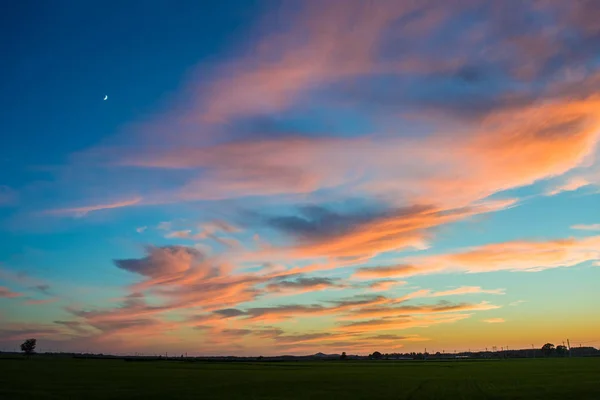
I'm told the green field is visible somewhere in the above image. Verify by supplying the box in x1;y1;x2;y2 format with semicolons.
1;357;599;399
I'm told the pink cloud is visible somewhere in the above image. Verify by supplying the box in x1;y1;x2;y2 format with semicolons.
24;298;59;305
193;2;451;124
546;177;590;196
46;197;142;217
0;286;23;298
165;230;193;239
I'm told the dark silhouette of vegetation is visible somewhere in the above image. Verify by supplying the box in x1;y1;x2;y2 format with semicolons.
541;343;555;357
556;345;568;356
20;338;37;356
340;352;347;360
370;351;382;359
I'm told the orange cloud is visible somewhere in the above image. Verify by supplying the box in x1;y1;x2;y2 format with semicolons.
116;94;600;263
367;280;407;291
281;200;516;262
354;265;421;279
482;318;505;324
432;236;600;273
424;286;505;297
337;313;472;333
356;235;600;278
338;301;500;320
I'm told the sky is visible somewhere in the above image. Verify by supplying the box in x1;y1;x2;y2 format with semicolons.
1;0;600;356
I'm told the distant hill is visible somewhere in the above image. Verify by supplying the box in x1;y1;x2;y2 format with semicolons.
313;352;340;358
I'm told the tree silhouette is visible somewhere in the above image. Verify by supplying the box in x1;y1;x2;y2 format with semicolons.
556;345;568;356
340;352;347;360
20;338;37;356
541;343;555;357
370;351;382;359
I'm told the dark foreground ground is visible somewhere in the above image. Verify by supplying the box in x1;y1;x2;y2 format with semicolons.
1;357;599;399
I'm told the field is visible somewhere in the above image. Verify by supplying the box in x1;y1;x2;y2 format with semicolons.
1;357;599;399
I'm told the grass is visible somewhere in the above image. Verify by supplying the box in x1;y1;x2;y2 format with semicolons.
0;357;599;399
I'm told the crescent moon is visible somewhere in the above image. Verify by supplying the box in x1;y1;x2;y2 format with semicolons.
103;95;108;100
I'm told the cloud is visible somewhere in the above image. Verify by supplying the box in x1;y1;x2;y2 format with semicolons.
113;246;261;311
185;1;600;125
46;197;142;217
265;276;345;293
114;246;205;279
482;318;505;324
191;1;439;124
210;295;389;322
0;286;23;298
198;220;241;235
571;224;600;231
0;325;62;341
110;88;600;262
136;226;147;233
547;177;590;195
339;301;500;320
508;300;526;306
24;298;58;305
220;329;253;338
165;230;193;239
105;87;600;212
11;1;600;355
157;222;172;231
265;205;386;240
62;246;266;341
208;292;496;326
424;286;506;297
367;280;407;291
283;200;516;261
213;308;247;318
33;284;51;295
64;295;181;339
338;313;472;333
354;265;421;279
54;320;90;335
355;235;600;278
0;268;47;288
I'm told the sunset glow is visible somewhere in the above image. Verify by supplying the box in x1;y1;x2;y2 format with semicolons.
1;0;599;356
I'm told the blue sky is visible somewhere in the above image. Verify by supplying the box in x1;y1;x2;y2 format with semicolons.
1;0;600;355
